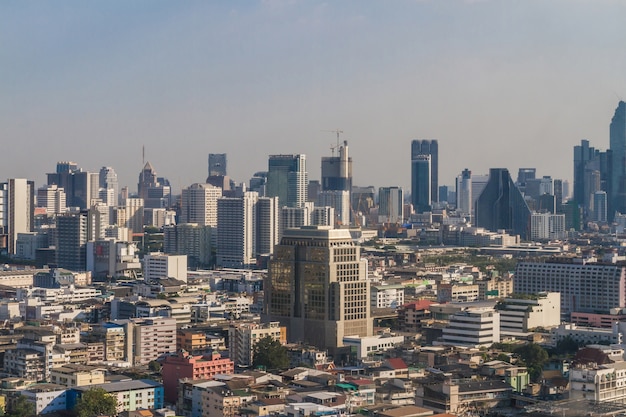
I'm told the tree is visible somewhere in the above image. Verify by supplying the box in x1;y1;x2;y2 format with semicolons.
514;343;549;382
252;335;289;371
148;360;162;373
75;387;118;417
6;395;34;417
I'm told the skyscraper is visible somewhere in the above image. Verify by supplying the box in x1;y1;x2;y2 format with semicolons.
456;169;472;219
263;226;372;351
410;154;431;213
317;190;350;226
321;141;352;192
217;192;259;268
378;187;404;224
99;166;119;207
208;153;227;177
474;168;531;240
411;139;438;204
610;101;626;216
56;209;100;271
266;154;308;208
1;179;34;255
180;183;222;227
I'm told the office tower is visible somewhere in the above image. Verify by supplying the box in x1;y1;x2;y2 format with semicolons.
208;153;227;177
456;169;472;219
516;168;536;186
553;179;564;212
249;171;267;195
266;154;308;208
164;224;213;268
321;141;352;191
56;211;93;271
1;179;35;255
138;161;158;198
378;187;404;224
256;197;280;255
594;191;608;223
611;101;626;215
136;162;171;208
524;176;553;200
438;185;449;203
99;167;119;207
180;183;222;227
410;154;431;213
411;139;438;203
125;198;144;234
474;168;531;239
471;174;489;208
71;170;99;210
46;161;78;194
317;190;350;226
217;192;258;268
37;184;67;215
307;180;321;203
263;226;372;351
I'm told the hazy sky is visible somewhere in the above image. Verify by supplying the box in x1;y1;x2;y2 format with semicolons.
2;0;626;193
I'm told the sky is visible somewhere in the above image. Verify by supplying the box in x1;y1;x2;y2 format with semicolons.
2;0;626;194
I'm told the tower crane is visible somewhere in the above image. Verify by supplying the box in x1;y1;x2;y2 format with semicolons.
322;129;344;156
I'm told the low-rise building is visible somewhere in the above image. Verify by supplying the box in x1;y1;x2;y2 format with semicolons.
441;308;500;347
49;364;106;387
69;379;164;413
342;334;405;359
21;383;67;415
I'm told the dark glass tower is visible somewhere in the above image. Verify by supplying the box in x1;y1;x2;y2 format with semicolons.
610;101;626;216
474;168;531;240
208;153;227;177
411;139;438;208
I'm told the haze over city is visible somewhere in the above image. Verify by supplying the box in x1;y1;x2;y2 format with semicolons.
2;0;626;191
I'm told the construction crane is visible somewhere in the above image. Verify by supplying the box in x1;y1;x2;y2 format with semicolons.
322;129;344;156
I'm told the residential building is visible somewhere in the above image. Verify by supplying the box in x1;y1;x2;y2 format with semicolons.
129;317;177;366
37;184;67;215
217;192;258;268
69;379;164;413
49;364;106;387
378;187;404;224
228;321;286;367
143;253;187;283
441;308;500;347
164;223;213;268
530;212;566;241
1;178;35;254
180;183;222;227
371;284;405;309
496;292;561;339
317;190;350;226
21;383;67;415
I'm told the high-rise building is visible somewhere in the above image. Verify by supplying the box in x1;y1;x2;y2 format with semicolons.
516;168;536;187
410;154;431;213
530;212;566;241
208;153;227;177
317;190;350;226
266;154;308;208
217;192;258;268
1;179;35;255
263;226;372;351
594;191;608;223
56;211;97;271
99;167;119;207
378;187;404;224
143;253;187;283
256;197;280;255
180;183;222;227
71;170;99;210
228;322;286;367
125;198;144;234
411;139;438;204
474;168;531;240
456;169;472;219
137;162;171;208
164;224;213;268
37;185;67;215
611;101;626;216
321;141;352;192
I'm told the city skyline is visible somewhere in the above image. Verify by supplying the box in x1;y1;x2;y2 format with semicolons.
2;1;626;191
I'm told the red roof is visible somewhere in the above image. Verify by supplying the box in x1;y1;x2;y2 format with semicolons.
402;300;435;310
385;358;408;370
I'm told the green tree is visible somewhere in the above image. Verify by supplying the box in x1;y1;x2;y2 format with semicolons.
252;335;289;371
555;336;581;355
75;387;118;417
6;395;34;417
514;343;549;382
148;360;162;373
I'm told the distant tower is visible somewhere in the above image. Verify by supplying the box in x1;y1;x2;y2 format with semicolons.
263;226;373;351
411;139;438;204
474;168;531;239
138;162;158;200
1;179;34;255
411;154;431;213
378;187;404;224
266;154;308;208
610;101;626;215
208;153;227;177
99;167;119;207
321;141;352;192
456;169;472;220
217;192;259;268
180;183;222;227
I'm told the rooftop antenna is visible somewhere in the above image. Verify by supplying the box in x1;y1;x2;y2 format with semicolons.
142;145;145;165
322;129;344;156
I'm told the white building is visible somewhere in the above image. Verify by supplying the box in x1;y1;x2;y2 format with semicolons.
311;206;335;227
378;187;404;224
371;284;405;309
256;196;280;255
342;334;405;359
456;169;472;219
570;361;626;403
37;184;67;215
551;323;623;347
143;253;187;283
441;308;500;347
497;292;561;339
180;183;222;227
217;192;258;268
1;179;34;255
21;383;68;415
530;212;566;241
